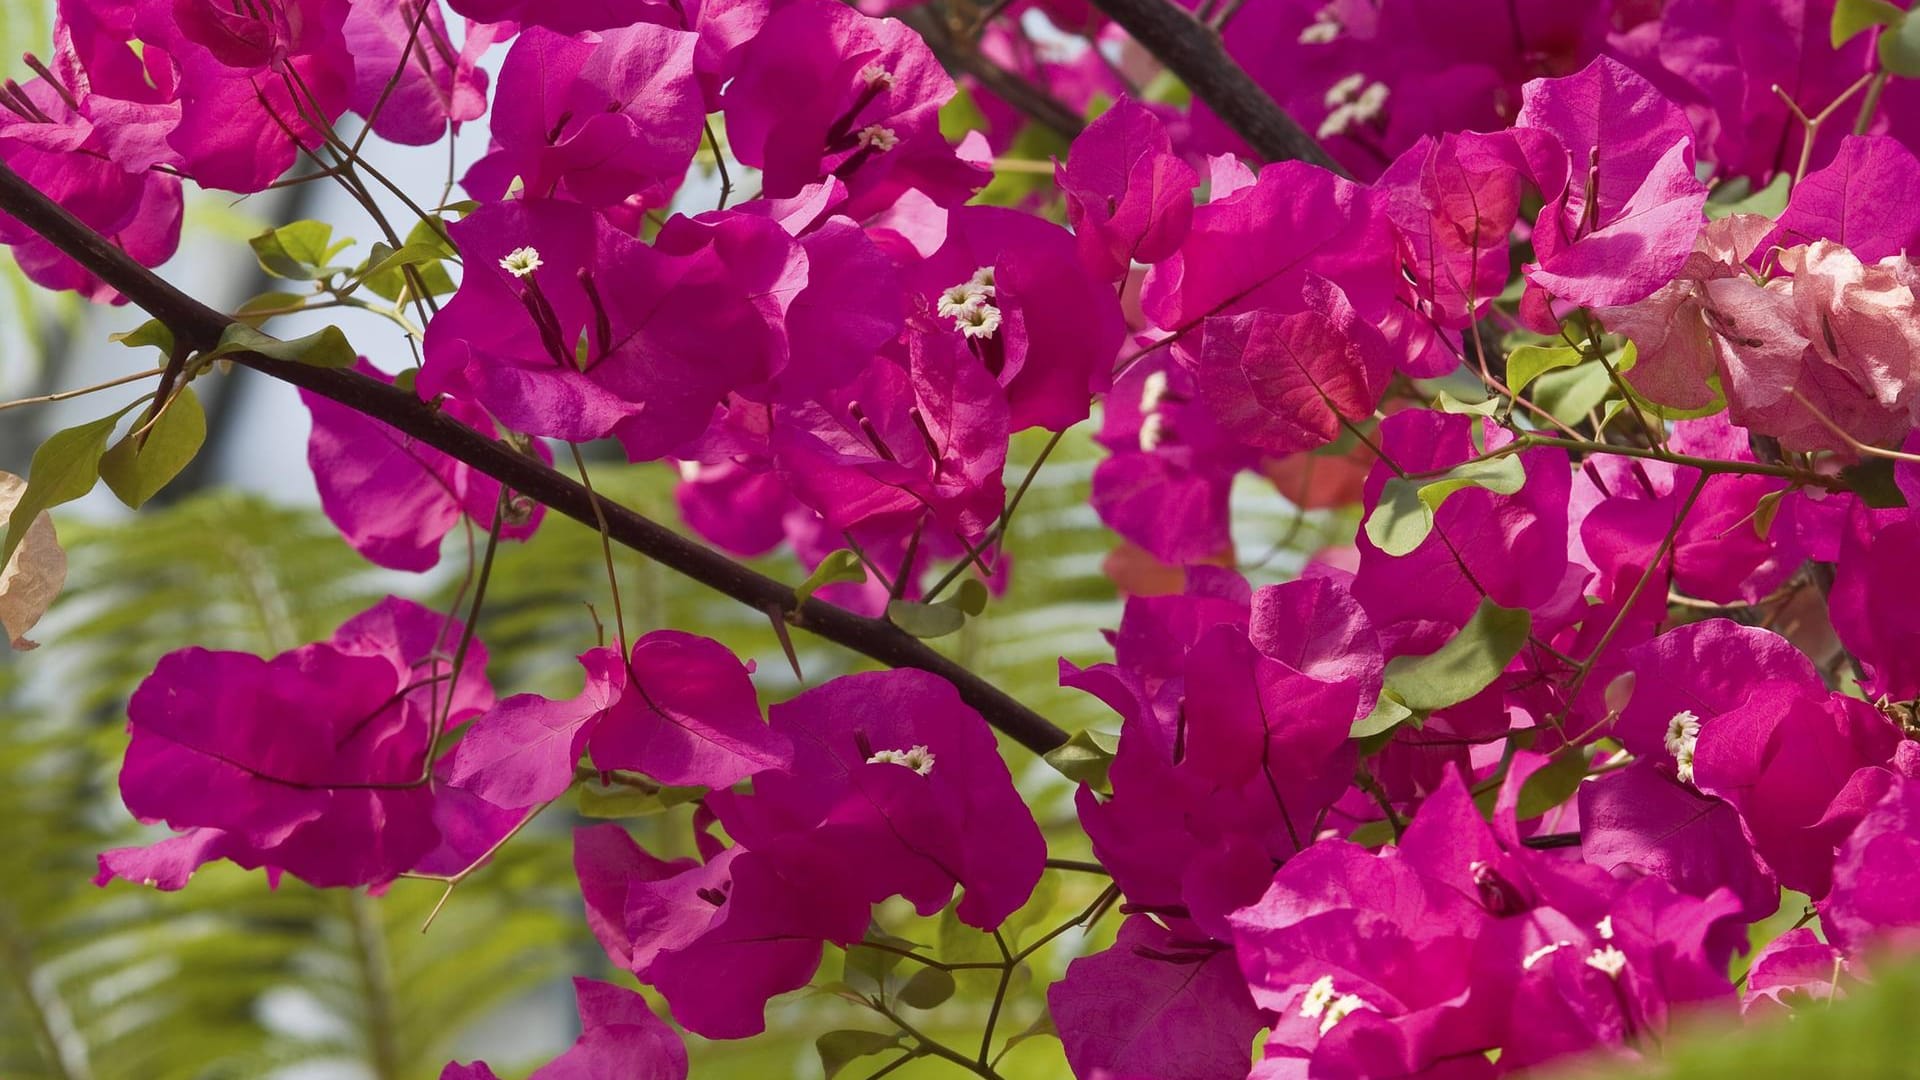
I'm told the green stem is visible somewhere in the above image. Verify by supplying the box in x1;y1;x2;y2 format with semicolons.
979;932;1015;1066
870;999;1006;1080
1855;71;1892;136
924;427;1067;601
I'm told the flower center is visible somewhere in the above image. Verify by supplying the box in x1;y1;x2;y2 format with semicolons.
938;267;1002;339
1665;710;1700;783
1585;944;1628;978
1317;75;1390;138
867;744;936;775
499;246;543;278
1299;975;1374;1035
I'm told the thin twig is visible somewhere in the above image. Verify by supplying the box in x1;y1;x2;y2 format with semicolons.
0;365;166;413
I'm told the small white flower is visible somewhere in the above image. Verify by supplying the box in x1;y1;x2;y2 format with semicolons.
857;124;899;151
676;460;703;483
859;63;895;89
1299;5;1342;44
953;301;1002;340
1300;975;1338;1019
1318;77;1388;136
1317;104;1359;139
499;246;543;278
1585;945;1628;978
1298;975;1372;1034
1298;19;1341;44
1324;73;1366;108
1523;941;1572;970
1596;915;1614;941
868;744;936;775
1138;412;1168;452
967;265;996;292
1352;82;1390;123
938;284;983;319
1665;710;1701;783
1320;994;1372;1035
1140;370;1171;412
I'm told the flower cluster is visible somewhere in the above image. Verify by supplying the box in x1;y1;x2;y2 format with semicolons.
9;0;1920;1076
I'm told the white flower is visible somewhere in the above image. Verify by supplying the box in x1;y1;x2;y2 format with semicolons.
1298;5;1341;43
1323;73;1367;109
1298;19;1341;44
868;745;936;775
1585;945;1628;978
857;124;899;151
1352;82;1390;123
1596;915;1614;941
859;63;895;89
937;268;1002;339
499;246;543;278
1665;710;1701;783
1298;975;1372;1035
1318;78;1389;137
938;284;986;319
953;301;1002;340
1140;370;1171;412
1138;412;1168;452
1320;994;1372;1035
1299;975;1338;1019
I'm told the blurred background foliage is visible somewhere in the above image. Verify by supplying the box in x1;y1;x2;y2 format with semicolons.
0;0;1903;1073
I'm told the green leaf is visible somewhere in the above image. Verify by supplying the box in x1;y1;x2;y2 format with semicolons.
208;322;357;369
2;412;124;568
1515;749;1587;819
249;220;351;280
109;318;174;355
353;233;457;301
816;1030;904;1079
99;387;206;509
1350;691;1414;739
1881;12;1920;75
953;577;990;616
842;932;915;997
1043;727;1118;789
1506;344;1584;394
1836;0;1907;46
1531;361;1618;426
1001;1011;1059;1057
1364;454;1526;557
574;780;703;819
1706;172;1791;221
887;597;967;638
795;549;866;606
1434;390;1501;416
1752;489;1786;539
896;967;956;1009
232;291;310;328
1382;598;1531;713
1346;818;1397;848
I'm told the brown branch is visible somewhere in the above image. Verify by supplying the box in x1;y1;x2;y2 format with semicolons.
1086;0;1345;174
898;3;1085;141
0;160;1070;756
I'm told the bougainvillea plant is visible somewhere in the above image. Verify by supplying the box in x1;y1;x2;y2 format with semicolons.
8;0;1920;1074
